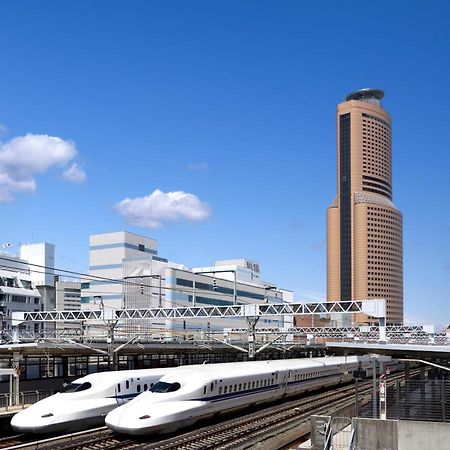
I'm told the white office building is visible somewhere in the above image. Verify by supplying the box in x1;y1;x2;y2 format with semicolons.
82;231;168;309
19;242;55;287
0;253;41;335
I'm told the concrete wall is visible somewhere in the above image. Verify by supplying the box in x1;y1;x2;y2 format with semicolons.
398;420;450;450
351;418;450;450
353;418;398;450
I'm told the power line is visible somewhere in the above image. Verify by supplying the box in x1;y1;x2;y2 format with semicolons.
0;256;264;303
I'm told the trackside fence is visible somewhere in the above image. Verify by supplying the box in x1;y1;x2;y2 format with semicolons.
0;390;54;411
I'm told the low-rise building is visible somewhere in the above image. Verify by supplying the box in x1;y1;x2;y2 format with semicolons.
55;280;81;335
0;253;41;337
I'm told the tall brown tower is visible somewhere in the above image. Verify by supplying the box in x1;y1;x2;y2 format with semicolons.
327;89;403;324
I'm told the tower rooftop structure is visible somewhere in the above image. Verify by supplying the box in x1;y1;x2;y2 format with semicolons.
345;88;384;106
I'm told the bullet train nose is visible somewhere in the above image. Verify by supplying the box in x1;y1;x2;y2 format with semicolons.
11;406;57;433
105;401;205;436
105;401;159;435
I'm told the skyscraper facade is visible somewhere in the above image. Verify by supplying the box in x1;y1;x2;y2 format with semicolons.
327;89;403;324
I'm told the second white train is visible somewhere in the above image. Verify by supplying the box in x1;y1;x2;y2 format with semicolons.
105;356;379;435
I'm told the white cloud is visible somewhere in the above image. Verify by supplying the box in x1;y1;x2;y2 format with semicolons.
0;133;84;202
115;189;211;229
186;162;209;172
0;124;8;137
61;163;87;184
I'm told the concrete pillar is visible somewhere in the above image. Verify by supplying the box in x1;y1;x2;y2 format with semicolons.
12;352;21;406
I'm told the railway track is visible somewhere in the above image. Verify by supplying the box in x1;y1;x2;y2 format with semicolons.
0;435;27;450
3;370;418;450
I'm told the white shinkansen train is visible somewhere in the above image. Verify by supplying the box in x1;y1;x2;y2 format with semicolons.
105;356;384;435
11;367;174;433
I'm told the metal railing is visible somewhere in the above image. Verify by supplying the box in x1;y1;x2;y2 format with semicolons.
360;379;449;422
0;390;54;411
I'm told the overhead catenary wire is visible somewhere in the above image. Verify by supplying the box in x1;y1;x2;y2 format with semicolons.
0;256;267;304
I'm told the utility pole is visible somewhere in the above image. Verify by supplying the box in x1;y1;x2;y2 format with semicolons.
372;357;377;418
247;316;259;359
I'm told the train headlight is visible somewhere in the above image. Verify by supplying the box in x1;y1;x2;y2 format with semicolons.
139;415;151;420
41;413;54;418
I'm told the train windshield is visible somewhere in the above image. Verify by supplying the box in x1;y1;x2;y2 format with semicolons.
61;382;92;393
150;381;181;393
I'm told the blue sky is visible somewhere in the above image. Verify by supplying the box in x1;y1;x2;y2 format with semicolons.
1;1;449;327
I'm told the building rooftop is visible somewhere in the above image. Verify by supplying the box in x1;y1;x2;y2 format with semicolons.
345;88;384;105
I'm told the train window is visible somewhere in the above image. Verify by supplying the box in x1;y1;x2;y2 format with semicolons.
219;387;222;395
252;381;255;388
238;384;242;391
210;383;214;391
151;383;154;387
203;386;207;395
151;382;181;393
61;382;92;393
137;385;141;393
243;383;246;390
234;384;237;392
144;384;148;391
126;380;129;389
224;386;228;394
117;384;121;393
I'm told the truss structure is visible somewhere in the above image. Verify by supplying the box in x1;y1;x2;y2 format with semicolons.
13;299;386;323
223;325;449;345
225;325;429;335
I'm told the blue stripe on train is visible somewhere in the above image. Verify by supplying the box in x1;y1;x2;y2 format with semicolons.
192;373;340;403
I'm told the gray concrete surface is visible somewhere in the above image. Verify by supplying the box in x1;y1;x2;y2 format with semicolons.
398;420;450;450
353;417;398;450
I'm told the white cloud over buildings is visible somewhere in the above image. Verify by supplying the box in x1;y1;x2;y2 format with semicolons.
115;189;211;229
0;133;85;202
